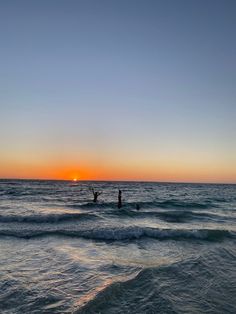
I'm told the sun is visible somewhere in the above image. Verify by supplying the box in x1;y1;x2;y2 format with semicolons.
73;178;77;182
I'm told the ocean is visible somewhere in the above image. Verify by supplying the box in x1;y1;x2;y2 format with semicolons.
0;180;235;313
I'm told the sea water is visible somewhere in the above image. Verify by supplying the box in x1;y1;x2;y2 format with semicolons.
0;180;235;313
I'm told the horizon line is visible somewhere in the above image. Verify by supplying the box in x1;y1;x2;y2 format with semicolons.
0;178;235;185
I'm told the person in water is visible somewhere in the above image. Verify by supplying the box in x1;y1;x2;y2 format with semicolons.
118;190;122;208
91;188;102;203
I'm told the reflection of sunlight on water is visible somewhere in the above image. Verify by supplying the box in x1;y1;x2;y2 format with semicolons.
75;277;115;308
136;219;168;229
113;257;170;268
56;244;105;268
54;243;142;310
55;240;175;270
39;207;84;214
75;273;137;309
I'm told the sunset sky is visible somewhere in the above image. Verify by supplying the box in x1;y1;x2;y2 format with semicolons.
0;0;236;183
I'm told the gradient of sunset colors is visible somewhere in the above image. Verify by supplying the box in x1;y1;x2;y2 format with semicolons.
0;0;236;183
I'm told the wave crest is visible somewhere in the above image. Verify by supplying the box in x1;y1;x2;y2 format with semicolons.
0;226;234;241
76;246;236;313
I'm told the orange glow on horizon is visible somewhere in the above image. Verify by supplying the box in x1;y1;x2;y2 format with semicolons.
0;150;235;183
0;158;235;184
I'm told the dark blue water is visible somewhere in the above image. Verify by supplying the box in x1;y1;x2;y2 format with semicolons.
0;180;236;313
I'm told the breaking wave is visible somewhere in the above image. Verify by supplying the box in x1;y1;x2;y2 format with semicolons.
0;225;234;241
77;247;236;314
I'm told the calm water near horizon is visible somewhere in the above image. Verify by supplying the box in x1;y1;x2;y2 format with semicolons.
0;180;236;313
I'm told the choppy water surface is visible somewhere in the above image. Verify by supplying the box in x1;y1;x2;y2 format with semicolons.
0;180;236;313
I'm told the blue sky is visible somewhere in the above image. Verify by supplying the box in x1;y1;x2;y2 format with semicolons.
0;0;235;182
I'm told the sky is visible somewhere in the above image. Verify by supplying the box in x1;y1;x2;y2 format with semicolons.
0;0;235;183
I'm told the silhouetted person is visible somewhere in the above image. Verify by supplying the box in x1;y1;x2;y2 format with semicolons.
118;190;122;208
92;188;102;203
136;204;140;210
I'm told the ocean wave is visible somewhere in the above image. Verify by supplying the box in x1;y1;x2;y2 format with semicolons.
156;199;212;209
0;209;231;230
0;212;98;223
112;209;233;223
69;199;215;211
0;225;234;241
75;202;118;209
76;247;236;314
